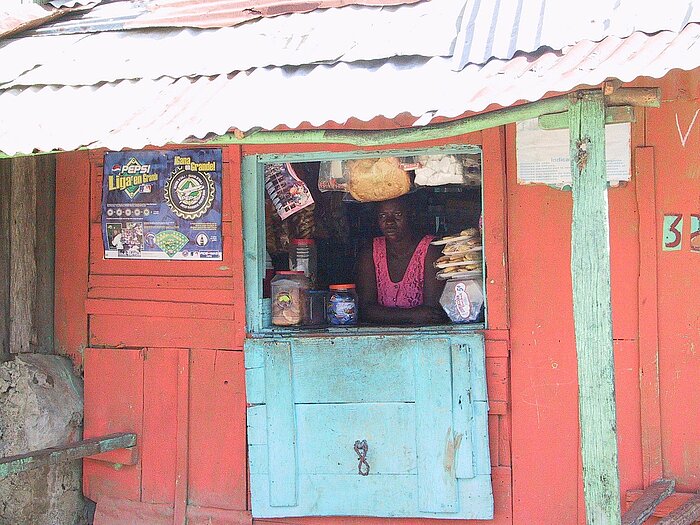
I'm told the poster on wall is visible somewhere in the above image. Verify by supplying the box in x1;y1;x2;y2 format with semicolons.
516;118;631;188
102;149;223;260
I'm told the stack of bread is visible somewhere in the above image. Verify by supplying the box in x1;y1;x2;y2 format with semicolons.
432;228;482;280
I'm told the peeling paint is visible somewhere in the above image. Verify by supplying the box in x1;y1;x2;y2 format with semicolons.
443;427;455;474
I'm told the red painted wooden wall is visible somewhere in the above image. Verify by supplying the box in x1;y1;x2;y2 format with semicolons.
646;71;700;493
53;68;700;525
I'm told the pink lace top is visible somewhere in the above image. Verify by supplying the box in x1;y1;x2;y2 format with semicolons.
373;235;434;308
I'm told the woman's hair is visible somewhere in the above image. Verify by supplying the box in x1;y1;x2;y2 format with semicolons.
376;192;417;211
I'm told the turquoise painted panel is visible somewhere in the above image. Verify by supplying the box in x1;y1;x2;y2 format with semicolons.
290;336;415;403
298;403;416;475
414;338;458;512
249;473;494;519
245;333;493;519
246;405;267;446
263;341;297;507
452;343;475;479
248;403;417;474
245;366;265;405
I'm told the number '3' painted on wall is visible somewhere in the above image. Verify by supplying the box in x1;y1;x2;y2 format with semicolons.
663;214;700;252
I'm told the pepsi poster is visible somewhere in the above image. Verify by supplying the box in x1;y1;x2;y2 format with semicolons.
102;149;223;260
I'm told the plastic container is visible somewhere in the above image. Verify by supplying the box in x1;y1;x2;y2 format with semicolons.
439;278;484;323
289;238;317;286
327;284;358;326
271;271;310;326
304;290;328;327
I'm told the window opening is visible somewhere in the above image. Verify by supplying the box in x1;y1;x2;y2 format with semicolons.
248;147;486;333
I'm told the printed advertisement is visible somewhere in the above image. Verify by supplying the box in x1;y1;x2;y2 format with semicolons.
516;118;631;187
264;162;314;220
102;149;223;260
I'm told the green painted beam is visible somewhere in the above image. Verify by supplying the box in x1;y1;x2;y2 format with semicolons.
203;96;571;147
0;432;137;477
539;105;636;130
569;91;622;525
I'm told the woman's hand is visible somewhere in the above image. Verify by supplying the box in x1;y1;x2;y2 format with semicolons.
404;305;446;325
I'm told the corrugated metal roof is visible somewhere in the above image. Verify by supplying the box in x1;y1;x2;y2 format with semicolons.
1;23;699;156
48;0;102;7
452;0;700;68
0;2;87;39
1;0;464;88
31;0;423;34
2;0;700;156
129;0;424;29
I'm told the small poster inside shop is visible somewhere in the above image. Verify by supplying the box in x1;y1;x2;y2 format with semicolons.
102;149;223;260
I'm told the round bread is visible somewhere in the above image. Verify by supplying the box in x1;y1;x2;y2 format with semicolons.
346;157;411;202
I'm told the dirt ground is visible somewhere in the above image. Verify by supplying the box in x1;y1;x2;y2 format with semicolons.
0;354;87;525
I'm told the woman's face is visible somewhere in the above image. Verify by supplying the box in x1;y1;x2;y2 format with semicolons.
377;199;410;242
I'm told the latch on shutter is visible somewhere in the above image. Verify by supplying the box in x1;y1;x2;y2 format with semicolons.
354;439;370;476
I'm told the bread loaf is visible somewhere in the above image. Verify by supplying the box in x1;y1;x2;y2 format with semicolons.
346;157;411;202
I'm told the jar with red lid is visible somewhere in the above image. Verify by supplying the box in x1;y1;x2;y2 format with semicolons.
271;271;310;326
327;284;358;326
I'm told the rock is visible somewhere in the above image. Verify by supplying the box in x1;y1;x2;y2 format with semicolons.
0;355;85;525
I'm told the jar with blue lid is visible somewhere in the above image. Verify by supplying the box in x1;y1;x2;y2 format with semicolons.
327;284;358;326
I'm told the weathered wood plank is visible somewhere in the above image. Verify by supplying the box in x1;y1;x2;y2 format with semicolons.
414;338;457;512
627;491;696;518
657;494;700;525
0;433;137;477
539;106;636;130
54;150;89;367
0;159;10;361
33;154;55;354
621;479;675;525
635;146;664;486
10;156;37;354
7;155;55;354
263;340;297;507
174;349;190;525
569;91;622;525
452;343;475;479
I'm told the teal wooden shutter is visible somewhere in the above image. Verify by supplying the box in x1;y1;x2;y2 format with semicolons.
245;333;493;519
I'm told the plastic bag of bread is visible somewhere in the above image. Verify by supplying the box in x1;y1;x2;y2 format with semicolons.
345;157;411;202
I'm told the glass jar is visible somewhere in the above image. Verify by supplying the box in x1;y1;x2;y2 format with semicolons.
327;284;358;326
289;238;317;286
304;290;328;327
271;271;310;326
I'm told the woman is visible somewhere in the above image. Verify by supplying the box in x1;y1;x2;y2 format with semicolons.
355;195;446;325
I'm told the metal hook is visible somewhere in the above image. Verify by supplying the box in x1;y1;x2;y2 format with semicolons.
354;439;370;476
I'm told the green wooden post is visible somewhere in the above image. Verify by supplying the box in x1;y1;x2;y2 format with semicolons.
569;91;622;525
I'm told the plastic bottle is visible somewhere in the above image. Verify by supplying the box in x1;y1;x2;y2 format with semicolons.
289;238;317;286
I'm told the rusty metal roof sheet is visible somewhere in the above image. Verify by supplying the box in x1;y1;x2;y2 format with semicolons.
1;23;699;156
30;0;423;34
129;0;424;29
0;2;87;40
